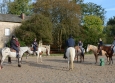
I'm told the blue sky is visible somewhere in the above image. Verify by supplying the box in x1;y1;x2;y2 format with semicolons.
84;0;115;23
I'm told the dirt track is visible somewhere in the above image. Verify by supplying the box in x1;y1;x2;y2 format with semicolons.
0;54;115;83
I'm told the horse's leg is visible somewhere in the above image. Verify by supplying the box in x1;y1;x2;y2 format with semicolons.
68;60;69;70
0;56;7;68
77;55;78;62
108;57;111;65
18;58;21;67
94;54;98;64
111;57;113;64
40;55;42;63
8;57;11;64
82;53;84;62
80;54;82;63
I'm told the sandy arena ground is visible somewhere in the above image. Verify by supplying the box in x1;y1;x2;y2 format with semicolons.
0;54;115;83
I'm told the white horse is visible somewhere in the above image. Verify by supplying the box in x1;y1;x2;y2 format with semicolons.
0;47;29;68
26;46;50;63
66;47;75;70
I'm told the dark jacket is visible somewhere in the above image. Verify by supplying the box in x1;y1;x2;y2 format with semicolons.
66;37;75;47
32;41;38;47
10;39;17;48
98;41;103;46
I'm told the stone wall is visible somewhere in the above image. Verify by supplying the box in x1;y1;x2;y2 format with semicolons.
0;22;21;48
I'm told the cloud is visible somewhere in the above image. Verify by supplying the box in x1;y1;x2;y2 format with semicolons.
106;8;115;11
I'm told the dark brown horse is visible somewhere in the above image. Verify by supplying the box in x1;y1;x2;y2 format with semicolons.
97;45;113;65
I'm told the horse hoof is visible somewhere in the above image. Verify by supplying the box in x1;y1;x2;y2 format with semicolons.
18;64;21;67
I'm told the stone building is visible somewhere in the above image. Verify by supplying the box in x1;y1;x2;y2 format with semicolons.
0;13;29;48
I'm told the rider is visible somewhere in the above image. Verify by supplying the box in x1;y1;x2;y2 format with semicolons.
16;38;20;51
32;38;38;54
10;35;19;58
78;40;84;55
98;38;103;55
63;35;75;59
111;36;115;52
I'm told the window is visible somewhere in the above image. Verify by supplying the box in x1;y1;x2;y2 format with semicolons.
5;28;10;36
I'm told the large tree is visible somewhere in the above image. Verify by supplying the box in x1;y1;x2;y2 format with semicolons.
81;2;106;24
33;0;81;49
83;15;104;47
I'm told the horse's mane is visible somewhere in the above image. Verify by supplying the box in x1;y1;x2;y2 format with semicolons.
89;44;97;48
2;47;9;51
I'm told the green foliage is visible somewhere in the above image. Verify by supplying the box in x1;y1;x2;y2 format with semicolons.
15;14;53;45
82;15;104;47
104;16;115;43
83;15;103;31
8;0;33;15
33;0;81;48
81;2;106;24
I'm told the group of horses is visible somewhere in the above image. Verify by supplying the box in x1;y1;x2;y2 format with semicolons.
0;44;115;70
0;46;50;69
66;44;115;70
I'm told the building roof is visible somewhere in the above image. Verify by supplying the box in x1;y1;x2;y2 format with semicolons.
0;14;30;23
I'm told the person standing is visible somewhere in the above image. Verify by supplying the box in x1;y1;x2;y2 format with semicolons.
63;35;75;59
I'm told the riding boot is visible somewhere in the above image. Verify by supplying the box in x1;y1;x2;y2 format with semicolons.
63;53;67;59
16;53;19;58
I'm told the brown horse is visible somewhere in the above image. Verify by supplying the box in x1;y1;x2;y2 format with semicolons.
75;46;85;62
86;44;108;64
97;45;113;65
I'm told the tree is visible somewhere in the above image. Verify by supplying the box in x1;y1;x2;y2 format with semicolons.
81;2;106;24
104;16;115;43
33;0;81;49
83;15;104;46
15;14;53;45
8;0;33;15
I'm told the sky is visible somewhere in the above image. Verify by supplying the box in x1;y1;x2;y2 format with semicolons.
84;0;115;23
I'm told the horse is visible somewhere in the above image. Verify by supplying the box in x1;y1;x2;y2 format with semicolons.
97;45;113;65
86;44;108;64
74;46;85;62
26;46;50;63
0;47;29;68
66;47;75;70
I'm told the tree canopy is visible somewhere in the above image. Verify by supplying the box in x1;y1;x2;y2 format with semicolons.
15;14;53;45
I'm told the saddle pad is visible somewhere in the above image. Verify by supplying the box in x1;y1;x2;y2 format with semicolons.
30;47;38;51
10;48;16;52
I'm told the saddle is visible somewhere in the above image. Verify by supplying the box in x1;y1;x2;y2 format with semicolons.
10;48;16;52
30;47;38;51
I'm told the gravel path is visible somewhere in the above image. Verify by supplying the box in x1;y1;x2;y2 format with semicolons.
0;54;115;83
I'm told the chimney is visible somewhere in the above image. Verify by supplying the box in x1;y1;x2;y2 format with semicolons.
21;13;25;19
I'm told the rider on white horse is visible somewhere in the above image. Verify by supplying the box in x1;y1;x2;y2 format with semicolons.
63;35;75;59
10;35;19;58
32;38;38;55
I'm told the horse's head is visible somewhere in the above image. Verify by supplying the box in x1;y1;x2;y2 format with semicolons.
86;44;90;52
